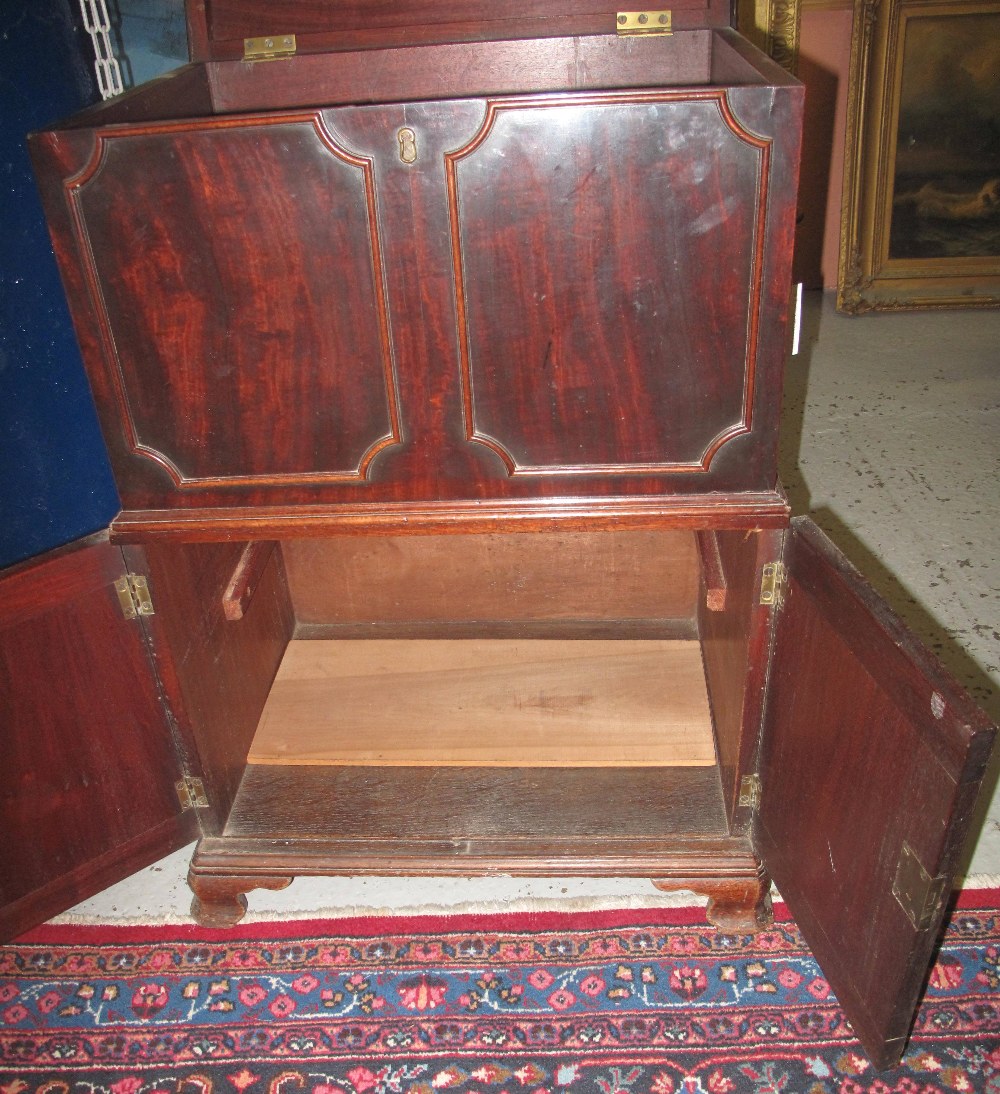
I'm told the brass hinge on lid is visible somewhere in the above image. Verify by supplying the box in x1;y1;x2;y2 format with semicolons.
617;10;673;35
893;842;947;930
759;561;787;608
115;574;154;619
243;34;297;61
738;774;762;811
176;776;210;811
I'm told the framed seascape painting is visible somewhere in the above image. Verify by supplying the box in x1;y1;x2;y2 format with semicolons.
838;0;1000;312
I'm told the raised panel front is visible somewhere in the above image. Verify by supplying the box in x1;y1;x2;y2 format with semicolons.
447;91;769;475
32;42;804;526
69;114;401;489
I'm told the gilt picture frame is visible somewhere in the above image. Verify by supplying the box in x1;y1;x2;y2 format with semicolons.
736;0;803;72
838;0;1000;312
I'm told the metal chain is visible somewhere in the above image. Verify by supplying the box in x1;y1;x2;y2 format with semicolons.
78;0;125;99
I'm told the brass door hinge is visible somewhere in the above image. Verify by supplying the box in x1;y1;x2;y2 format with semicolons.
176;776;210;811
893;842;947;930
616;10;673;34
738;773;762;811
115;574;154;619
759;561;787;608
243;34;297;61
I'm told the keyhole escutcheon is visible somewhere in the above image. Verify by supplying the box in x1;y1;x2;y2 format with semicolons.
397;127;417;164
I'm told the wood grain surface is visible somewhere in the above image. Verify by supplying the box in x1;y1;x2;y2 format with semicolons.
756;518;996;1069
0;536;194;940
71;117;400;489
131;540;295;829
249;638;716;766
192;5;730;62
282;529;698;625
448;92;765;476
32;36;803;521
207;35;715;111
698;526;784;824
107;492;792;542
695;530;727;612
223;764;733;843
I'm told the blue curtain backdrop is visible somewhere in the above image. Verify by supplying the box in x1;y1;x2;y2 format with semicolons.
0;0;120;568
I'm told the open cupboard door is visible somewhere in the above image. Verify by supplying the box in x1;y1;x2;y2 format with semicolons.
0;534;198;941
755;517;996;1069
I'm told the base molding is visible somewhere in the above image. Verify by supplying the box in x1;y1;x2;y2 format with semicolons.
186;838;769;930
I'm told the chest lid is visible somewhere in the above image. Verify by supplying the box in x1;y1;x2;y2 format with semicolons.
185;0;730;62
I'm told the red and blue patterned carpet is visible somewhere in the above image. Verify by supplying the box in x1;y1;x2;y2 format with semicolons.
2;895;998;1093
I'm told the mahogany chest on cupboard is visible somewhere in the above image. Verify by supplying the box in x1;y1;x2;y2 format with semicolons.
3;0;995;1069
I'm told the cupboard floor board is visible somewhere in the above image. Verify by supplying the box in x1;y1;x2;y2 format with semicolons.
223;764;732;844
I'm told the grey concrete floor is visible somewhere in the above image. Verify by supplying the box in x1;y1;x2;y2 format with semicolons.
57;291;1000;923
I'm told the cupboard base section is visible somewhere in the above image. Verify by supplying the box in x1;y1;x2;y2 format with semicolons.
186;842;770;932
185;764;771;932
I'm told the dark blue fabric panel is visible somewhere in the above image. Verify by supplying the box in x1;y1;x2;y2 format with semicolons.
0;0;120;568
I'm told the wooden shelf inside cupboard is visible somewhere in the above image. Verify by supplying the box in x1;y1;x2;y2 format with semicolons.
248;638;717;767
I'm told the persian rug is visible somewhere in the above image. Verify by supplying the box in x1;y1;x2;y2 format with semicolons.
2;893;999;1094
